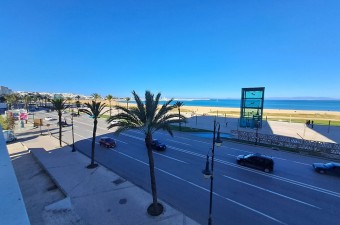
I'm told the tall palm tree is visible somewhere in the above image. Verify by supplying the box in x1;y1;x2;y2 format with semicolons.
80;101;108;168
91;93;101;102
75;100;81;115
24;95;31;111
173;101;184;131
51;98;67;147
75;95;81;101
106;94;113;117
4;93;18;109
107;90;186;216
125;97;131;109
66;97;73;112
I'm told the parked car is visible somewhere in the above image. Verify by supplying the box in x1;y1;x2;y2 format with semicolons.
99;137;116;148
44;117;53;121
151;139;166;151
236;153;274;172
312;162;340;176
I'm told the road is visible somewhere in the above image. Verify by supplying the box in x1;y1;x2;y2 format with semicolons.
35;110;340;225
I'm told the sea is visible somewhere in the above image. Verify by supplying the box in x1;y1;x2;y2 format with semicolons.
121;99;340;112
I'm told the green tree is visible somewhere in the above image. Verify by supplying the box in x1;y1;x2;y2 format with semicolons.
24;95;31;110
80;101;108;168
107;90;186;216
125;97;131;109
51;98;67;147
106;94;113;117
91;93;101;102
173;101;184;131
75;100;81;115
4;94;19;109
66;97;73;112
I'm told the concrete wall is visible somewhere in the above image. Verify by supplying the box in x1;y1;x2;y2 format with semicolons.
0;126;30;225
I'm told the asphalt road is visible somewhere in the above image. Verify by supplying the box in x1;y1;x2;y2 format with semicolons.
35;110;340;225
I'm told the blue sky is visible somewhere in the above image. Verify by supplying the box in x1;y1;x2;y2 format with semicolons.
1;1;340;99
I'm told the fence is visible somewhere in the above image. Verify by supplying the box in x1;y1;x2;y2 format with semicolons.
230;130;340;156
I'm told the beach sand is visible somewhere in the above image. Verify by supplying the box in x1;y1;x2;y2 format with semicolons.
82;100;340;121
111;101;340;120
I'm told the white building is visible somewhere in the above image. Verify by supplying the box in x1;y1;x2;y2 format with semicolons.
0;86;13;95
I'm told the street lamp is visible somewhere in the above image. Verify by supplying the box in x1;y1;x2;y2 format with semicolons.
202;120;222;225
71;113;76;152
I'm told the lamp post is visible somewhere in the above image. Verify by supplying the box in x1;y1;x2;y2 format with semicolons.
71;113;76;152
202;120;222;225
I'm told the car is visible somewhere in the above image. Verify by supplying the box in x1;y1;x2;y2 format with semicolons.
44;117;53;121
99;137;116;148
57;121;68;127
236;153;274;172
151;139;166;151
312;162;340;176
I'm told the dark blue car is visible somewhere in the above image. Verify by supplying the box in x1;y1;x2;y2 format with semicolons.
151;140;166;151
313;162;340;176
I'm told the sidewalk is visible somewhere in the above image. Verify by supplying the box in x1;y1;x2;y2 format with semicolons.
13;126;199;225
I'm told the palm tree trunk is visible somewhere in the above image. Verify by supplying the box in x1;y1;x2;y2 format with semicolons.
145;134;158;208
109;101;112;117
58;112;62;147
178;108;181;131
91;119;98;166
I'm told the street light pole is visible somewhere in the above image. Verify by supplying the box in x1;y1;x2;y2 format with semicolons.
71;114;76;152
202;120;222;225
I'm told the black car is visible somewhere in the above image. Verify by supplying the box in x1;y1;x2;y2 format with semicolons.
151;140;166;151
57;121;68;127
236;153;274;172
312;162;340;175
99;137;116;148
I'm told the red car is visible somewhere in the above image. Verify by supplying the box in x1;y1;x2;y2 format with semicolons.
99;137;116;148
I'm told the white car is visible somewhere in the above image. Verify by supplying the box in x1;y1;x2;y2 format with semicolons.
44;117;53;121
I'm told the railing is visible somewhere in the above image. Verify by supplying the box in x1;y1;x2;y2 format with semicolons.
231;130;340;157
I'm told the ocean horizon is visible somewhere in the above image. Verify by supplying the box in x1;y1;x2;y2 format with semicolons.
119;99;340;112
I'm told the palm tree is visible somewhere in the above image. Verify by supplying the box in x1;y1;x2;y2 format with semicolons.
125;97;131;109
24;95;31;111
75;100;81;115
173;101;184;131
106;94;113;117
91;93;101;102
66;97;73;112
75;95;81;101
4;94;18;109
51;98;67;147
107;90;186;216
80;101;108;168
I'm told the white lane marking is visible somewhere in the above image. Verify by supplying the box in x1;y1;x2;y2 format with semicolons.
272;157;310;166
223;175;320;209
177;136;210;144
153;152;188;164
121;133;144;141
292;161;310;166
115;151;286;225
167;139;191;146
169;146;340;198
74;133;127;144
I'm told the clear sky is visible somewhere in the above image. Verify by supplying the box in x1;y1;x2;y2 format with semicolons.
1;1;340;99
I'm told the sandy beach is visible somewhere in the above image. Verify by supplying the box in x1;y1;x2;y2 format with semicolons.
105;100;340;121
